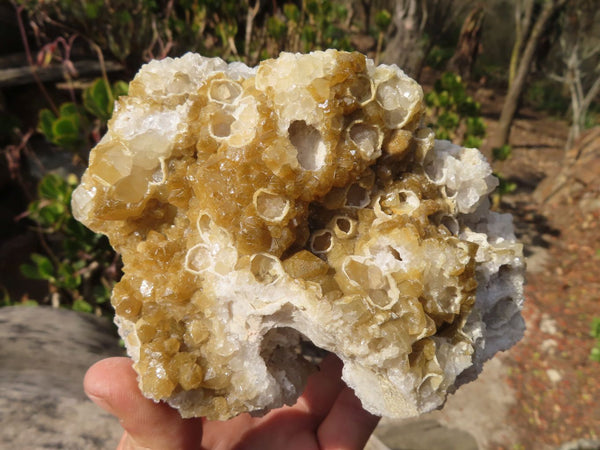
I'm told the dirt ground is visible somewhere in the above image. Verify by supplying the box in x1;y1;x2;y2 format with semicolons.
479;91;600;448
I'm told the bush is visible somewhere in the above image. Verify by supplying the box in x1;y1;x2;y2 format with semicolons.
20;173;120;314
591;317;600;362
493;144;513;162
425;72;486;148
425;45;455;71
524;79;570;116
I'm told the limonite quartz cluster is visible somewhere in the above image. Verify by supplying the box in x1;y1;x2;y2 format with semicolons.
72;50;525;420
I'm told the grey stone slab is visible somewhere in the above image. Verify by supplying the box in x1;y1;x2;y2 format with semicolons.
0;306;124;449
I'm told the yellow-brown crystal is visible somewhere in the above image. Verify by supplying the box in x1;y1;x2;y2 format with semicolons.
73;50;525;420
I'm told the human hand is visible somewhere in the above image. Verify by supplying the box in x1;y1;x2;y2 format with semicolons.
84;355;380;450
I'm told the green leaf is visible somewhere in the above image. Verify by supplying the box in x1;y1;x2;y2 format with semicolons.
72;298;94;313
21;254;55;282
37;103;85;150
493;145;513;162
301;26;317;46
27;198;42;218
591;345;600;362
38;109;56;141
52;116;79;137
57;263;82;290
463;136;482;148
116;10;132;25
20;263;43;280
84;1;102;19
83;78;111;121
436;130;451;140
425;92;437;107
283;3;300;22
71;259;87;271
21;299;39;307
459;98;479;116
375;10;392;31
51;116;81;149
112;80;129;98
39;173;68;200
30;253;55;280
437;91;451;108
591;317;600;338
438;111;459;130
93;284;112;304
59;102;79;118
0;287;12;306
306;0;319;16
466;117;486;137
267;16;287;41
498;178;517;195
37;204;65;228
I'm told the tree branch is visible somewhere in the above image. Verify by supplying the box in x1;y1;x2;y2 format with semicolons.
244;0;260;64
581;76;600;113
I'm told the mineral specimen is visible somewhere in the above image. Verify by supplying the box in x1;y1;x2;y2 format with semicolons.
72;50;525;420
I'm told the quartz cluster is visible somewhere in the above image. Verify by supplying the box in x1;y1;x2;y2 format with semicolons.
72;50;525;420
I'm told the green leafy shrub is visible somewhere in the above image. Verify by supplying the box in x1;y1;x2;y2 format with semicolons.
525;78;569;116
37;78;127;155
83;78;129;122
0;289;38;307
425;45;455;71
584;104;600;130
17;0;172;65
591;317;600;362
38;103;87;152
491;143;516;203
374;9;392;32
495;174;518;196
20;173;119;314
425;72;486;148
493;144;513;162
267;0;352;54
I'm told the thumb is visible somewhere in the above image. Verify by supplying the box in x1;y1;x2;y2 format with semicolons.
84;357;204;450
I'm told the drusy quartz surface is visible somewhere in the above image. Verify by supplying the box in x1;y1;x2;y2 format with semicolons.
72;50;525;420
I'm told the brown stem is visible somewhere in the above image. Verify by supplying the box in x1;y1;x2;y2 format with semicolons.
90;42;113;105
14;3;59;116
35;226;61;268
375;31;384;65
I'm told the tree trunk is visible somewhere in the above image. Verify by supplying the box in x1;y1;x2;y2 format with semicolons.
491;0;566;149
361;0;372;34
446;6;484;80
381;0;426;77
509;0;534;87
566;73;600;149
244;0;260;65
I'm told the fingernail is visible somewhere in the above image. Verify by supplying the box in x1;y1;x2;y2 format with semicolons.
87;392;115;415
